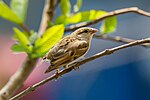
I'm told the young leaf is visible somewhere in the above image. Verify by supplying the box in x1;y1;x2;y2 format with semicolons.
0;1;22;24
55;10;117;34
10;0;28;22
34;24;64;57
73;0;82;12
60;0;71;16
55;10;107;25
11;44;27;52
100;16;117;34
54;15;67;25
29;32;38;45
13;28;32;53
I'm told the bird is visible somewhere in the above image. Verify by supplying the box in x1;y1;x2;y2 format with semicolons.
43;27;98;73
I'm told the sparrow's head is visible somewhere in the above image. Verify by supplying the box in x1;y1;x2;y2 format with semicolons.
72;27;98;39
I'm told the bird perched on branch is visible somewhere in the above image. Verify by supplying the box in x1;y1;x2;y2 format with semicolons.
43;27;98;73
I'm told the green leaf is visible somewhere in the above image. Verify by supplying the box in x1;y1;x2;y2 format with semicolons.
0;1;22;24
29;32;38;45
13;28;32;53
55;10;107;25
48;21;54;27
54;15;67;25
11;44;26;52
10;0;28;22
60;0;71;16
55;10;117;34
34;24;64;57
73;0;82;12
100;16;117;34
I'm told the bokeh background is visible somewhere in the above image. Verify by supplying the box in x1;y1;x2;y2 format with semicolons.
1;0;150;100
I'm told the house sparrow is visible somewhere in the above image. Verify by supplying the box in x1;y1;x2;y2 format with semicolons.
43;27;98;73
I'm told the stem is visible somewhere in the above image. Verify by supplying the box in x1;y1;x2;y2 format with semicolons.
54;0;60;9
65;7;150;32
38;0;55;36
93;34;150;47
0;57;37;100
10;38;150;100
19;24;31;35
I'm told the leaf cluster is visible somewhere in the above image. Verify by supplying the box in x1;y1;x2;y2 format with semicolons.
0;0;117;58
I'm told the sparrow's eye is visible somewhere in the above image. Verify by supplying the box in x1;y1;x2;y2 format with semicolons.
83;30;88;33
78;29;89;35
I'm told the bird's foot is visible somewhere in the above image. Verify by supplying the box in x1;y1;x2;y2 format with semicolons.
63;65;69;69
73;66;80;71
55;69;61;80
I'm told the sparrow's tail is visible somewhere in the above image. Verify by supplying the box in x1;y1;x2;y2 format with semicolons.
44;65;57;74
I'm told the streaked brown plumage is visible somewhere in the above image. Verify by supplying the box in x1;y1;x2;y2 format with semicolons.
43;27;98;73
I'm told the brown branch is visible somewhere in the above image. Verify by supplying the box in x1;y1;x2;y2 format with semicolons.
0;0;55;100
65;7;150;32
10;38;150;100
38;0;55;36
54;0;60;9
19;24;31;35
0;58;37;100
94;34;150;47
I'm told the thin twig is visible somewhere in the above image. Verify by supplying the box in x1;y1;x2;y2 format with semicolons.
10;38;150;100
54;0;60;9
38;0;55;36
65;7;150;32
19;24;31;35
94;34;150;47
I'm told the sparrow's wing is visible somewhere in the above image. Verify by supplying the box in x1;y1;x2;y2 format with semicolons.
44;39;89;73
43;36;74;60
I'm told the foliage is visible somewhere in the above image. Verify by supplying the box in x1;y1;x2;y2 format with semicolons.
12;25;64;58
55;10;117;34
10;0;28;22
12;28;32;53
0;0;117;58
73;0;82;13
0;1;22;24
60;0;71;16
100;16;117;34
33;24;64;58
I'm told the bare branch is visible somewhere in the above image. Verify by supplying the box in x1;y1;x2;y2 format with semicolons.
65;7;150;32
19;24;31;35
94;34;150;47
38;0;56;36
54;0;60;9
0;58;37;100
10;38;150;100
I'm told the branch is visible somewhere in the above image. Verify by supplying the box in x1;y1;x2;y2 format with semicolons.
0;58;37;100
10;38;150;100
0;0;55;99
54;0;60;9
94;34;150;47
38;0;56;36
65;7;150;32
19;24;31;35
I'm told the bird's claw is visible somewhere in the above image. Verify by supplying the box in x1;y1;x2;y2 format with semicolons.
55;69;61;80
73;66;80;71
63;65;69;69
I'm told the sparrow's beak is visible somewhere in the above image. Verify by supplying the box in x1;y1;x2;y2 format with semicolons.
91;28;98;34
